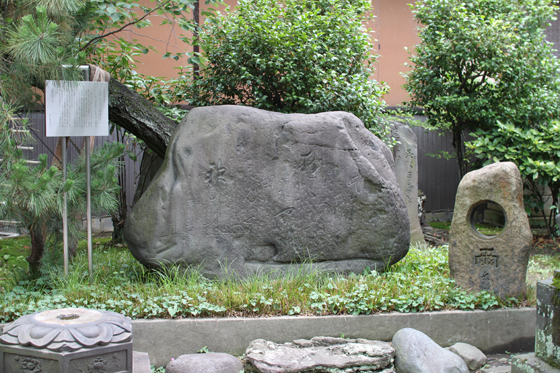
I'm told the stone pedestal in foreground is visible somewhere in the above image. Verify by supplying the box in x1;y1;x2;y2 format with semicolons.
512;271;560;372
449;162;531;298
0;308;133;373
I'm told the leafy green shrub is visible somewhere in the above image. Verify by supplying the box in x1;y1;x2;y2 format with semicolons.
187;0;390;140
404;0;560;177
468;121;560;236
0;100;124;272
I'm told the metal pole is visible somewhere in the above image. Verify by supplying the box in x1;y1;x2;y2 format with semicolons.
62;137;68;276
86;138;92;277
84;65;93;278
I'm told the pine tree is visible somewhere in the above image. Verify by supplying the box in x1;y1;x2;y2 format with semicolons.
0;0;120;272
0;96;124;273
0;0;220;269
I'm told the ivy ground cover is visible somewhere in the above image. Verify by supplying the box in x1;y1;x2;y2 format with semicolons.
0;235;539;323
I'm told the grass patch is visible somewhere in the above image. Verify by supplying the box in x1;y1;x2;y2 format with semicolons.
0;236;533;323
427;221;503;236
0;236;31;285
428;221;451;231
527;254;560;286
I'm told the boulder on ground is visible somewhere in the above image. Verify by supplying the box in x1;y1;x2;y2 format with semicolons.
165;353;243;373
449;161;531;298
244;336;395;373
447;342;487;371
125;105;410;278
392;328;469;373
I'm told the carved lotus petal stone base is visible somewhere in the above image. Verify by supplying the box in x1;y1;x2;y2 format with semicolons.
0;308;133;373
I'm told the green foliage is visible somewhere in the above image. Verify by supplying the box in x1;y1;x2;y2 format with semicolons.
1;0;220;113
0;0;86;107
468;121;560;235
0;99;124;269
0;237;30;273
404;0;560;177
187;0;391;140
0;241;530;323
81;0;221;121
5;6;66;66
428;221;451;231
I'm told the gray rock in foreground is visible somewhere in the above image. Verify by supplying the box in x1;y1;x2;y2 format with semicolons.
165;353;243;373
244;336;395;373
447;342;487;371
125;105;410;278
392;328;469;373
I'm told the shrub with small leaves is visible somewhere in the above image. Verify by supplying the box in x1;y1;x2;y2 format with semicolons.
187;0;390;140
468;120;560;236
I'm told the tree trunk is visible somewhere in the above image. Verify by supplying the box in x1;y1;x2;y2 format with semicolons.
108;78;177;158
27;226;45;275
452;125;467;179
112;138;127;244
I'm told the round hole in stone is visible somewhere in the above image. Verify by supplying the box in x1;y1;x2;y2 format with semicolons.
469;200;507;237
57;314;80;320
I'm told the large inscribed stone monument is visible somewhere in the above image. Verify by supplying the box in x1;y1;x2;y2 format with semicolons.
125;106;410;278
449;162;531;298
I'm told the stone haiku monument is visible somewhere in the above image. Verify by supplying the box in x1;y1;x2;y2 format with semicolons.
449;162;531;298
392;123;426;247
125;106;410;278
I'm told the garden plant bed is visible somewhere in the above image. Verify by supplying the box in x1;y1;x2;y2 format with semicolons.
0;230;556;370
0;233;542;323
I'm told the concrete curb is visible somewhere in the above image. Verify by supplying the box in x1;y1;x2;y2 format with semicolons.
131;307;536;367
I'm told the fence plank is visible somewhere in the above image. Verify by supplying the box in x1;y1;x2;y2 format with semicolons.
411;120;460;212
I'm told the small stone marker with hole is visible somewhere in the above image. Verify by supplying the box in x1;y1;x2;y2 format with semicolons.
449;162;531;298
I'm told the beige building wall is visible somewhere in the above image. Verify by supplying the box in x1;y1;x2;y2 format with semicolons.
373;0;420;106
128;0;419;106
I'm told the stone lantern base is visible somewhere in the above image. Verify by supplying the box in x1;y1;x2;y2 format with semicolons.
1;342;132;373
0;308;133;373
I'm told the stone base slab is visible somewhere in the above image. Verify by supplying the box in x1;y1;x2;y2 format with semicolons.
133;351;151;373
512;353;560;373
128;308;535;367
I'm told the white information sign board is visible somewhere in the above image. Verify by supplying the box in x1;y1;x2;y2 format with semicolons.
45;80;109;137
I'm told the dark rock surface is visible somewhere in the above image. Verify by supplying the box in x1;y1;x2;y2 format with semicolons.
392;328;469;373
125;106;409;278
